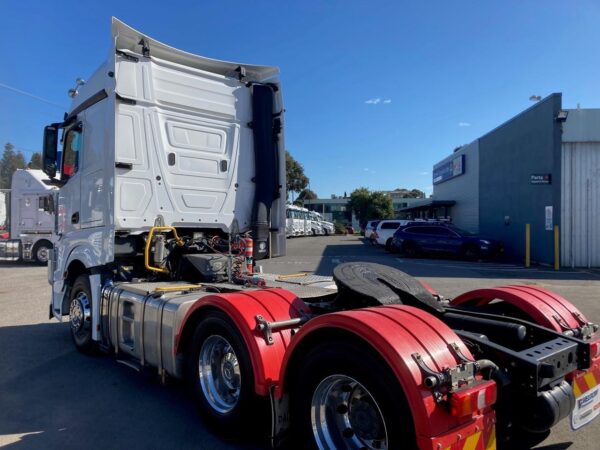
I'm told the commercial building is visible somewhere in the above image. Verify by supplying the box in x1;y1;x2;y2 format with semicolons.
304;192;425;227
426;93;600;267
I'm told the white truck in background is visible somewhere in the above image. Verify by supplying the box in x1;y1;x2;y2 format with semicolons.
0;169;57;264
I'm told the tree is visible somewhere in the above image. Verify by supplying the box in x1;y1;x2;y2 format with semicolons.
0;143;26;189
293;188;317;206
28;152;43;170
391;188;425;198
348;188;372;226
368;191;394;220
409;189;425;198
348;187;394;227
286;151;309;199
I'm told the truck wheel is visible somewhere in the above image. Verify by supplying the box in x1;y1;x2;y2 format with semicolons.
32;240;52;265
187;311;262;433
69;275;95;354
290;340;415;450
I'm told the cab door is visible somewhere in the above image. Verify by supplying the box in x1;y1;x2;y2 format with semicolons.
79;105;106;228
58;123;82;235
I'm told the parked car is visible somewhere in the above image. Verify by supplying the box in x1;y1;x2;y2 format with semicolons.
364;220;380;241
372;220;415;249
390;223;503;260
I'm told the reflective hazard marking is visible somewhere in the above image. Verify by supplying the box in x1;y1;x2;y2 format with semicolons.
462;432;481;450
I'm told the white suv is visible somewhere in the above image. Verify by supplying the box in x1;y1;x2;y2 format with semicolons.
364;220;380;240
373;220;412;249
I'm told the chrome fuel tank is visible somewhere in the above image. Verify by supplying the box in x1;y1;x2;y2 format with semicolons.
101;282;211;378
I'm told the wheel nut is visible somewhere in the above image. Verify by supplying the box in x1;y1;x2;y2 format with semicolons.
336;404;348;414
342;428;354;438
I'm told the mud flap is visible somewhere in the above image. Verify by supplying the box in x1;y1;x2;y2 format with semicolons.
270;386;290;448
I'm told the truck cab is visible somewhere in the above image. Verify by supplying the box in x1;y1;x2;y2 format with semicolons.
0;169;57;264
41;18;286;321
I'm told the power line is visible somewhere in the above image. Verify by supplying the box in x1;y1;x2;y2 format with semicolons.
0;82;67;110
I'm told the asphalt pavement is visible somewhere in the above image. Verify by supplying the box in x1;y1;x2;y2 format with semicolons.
1;235;599;449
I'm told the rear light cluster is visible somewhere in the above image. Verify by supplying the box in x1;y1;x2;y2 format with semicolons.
448;381;497;417
590;340;600;359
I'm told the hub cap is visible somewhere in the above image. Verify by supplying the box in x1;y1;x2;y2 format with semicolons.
69;292;91;333
311;374;388;450
198;335;241;414
36;246;49;263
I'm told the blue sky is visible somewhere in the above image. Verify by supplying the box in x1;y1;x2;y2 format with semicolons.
1;1;599;197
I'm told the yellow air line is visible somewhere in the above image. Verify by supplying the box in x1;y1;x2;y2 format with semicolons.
153;284;202;293
144;226;185;274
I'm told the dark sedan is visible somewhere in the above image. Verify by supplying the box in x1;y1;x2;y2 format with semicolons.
390;223;503;260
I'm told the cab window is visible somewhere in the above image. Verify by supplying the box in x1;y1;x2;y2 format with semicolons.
62;123;82;181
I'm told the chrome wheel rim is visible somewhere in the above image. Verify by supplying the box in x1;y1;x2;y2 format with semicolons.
311;374;388;450
69;292;90;333
198;335;241;414
36;246;49;263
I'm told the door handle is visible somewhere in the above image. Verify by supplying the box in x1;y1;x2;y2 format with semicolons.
71;212;79;224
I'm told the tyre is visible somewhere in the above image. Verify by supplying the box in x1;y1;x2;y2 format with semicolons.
402;241;419;258
290;340;416;450
462;245;480;261
385;238;393;252
69;274;96;354
324;229;329;236
187;311;265;433
32;240;52;265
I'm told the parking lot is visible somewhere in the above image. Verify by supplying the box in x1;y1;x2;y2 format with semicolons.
1;235;599;449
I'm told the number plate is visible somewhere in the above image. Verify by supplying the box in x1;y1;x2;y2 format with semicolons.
571;384;600;430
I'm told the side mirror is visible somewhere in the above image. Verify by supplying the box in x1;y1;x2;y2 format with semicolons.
43;125;58;179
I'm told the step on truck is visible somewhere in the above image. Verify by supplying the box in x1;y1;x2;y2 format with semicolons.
42;18;600;450
0;169;57;264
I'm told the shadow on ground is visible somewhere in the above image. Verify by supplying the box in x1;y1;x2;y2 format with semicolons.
312;237;600;281
0;322;265;450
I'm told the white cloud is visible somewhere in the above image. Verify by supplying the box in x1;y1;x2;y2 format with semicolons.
458;122;471;127
363;167;370;171
419;171;429;176
365;98;392;105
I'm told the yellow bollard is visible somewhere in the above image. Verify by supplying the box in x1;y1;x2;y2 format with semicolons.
554;225;560;271
525;224;531;268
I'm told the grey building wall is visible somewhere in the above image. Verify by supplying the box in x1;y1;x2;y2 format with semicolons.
478;93;562;264
433;140;480;233
561;109;600;267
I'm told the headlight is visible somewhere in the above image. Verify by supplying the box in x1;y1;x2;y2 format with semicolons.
480;240;491;245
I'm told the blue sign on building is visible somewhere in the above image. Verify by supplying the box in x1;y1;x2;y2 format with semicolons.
433;154;465;185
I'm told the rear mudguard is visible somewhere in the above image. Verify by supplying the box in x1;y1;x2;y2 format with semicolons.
452;284;600;397
277;305;496;450
174;288;309;396
451;285;591;334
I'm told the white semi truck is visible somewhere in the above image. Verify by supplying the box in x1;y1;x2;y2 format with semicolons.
0;169;57;264
42;18;600;450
